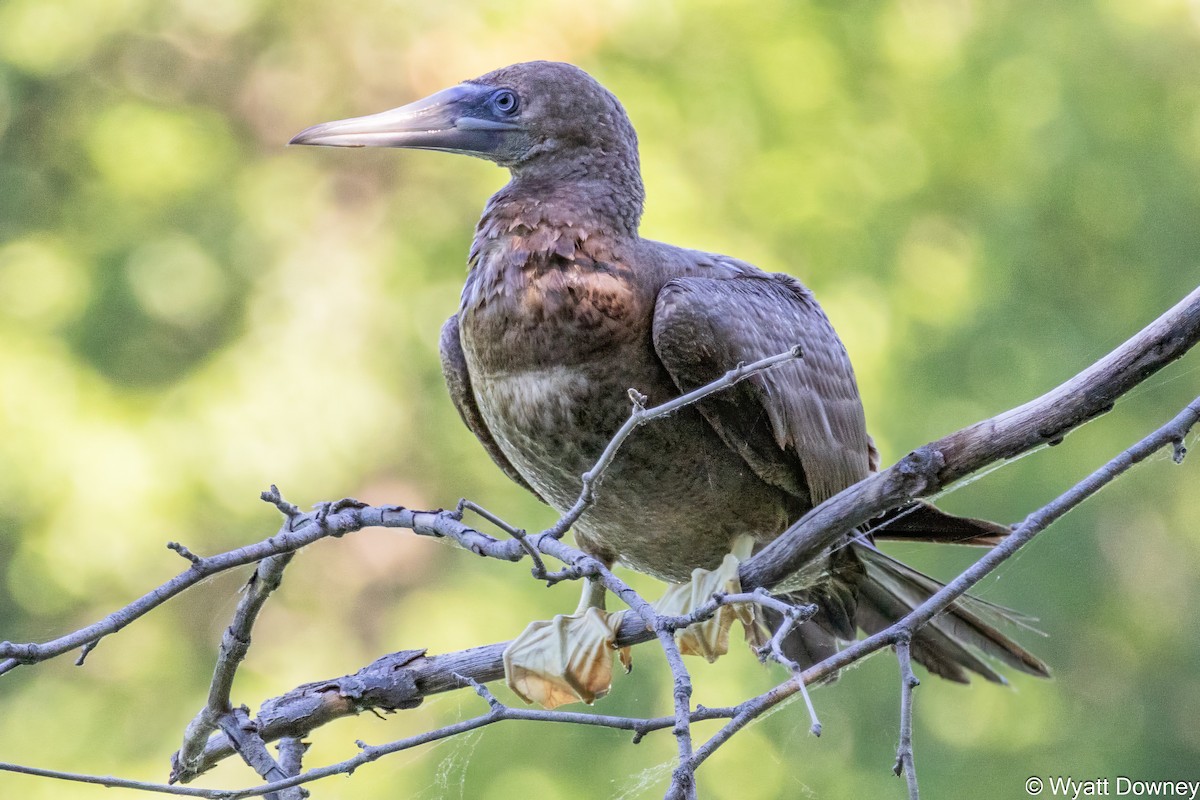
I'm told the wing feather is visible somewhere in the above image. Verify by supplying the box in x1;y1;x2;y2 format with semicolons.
651;273;870;505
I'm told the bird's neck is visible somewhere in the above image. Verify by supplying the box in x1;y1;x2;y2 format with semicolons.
467;155;642;268
506;145;645;239
462;166;644;315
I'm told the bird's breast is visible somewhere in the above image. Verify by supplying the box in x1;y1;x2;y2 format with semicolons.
459;247;666;497
454;240;791;580
461;251;648;369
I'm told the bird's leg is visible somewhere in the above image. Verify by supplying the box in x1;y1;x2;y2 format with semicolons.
655;535;768;662
574;573;607;614
503;573;628;709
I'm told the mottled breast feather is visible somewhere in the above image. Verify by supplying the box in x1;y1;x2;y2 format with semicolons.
460;191;646;371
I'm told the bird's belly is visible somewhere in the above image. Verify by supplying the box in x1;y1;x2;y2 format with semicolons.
474;363;792;582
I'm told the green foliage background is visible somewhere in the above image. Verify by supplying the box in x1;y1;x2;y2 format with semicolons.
1;0;1198;797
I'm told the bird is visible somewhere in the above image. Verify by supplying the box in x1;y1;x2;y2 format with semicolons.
290;60;1049;708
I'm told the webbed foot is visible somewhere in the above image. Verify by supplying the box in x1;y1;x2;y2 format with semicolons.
655;536;767;661
503;607;629;708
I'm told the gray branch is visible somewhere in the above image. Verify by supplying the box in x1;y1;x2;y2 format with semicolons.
176;286;1200;789
175;489;303;781
0;506;520;677
0;287;1197;798
692;393;1200;788
741;284;1200;591
893;634;920;799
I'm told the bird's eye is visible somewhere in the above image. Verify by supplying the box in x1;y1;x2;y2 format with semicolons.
491;89;519;116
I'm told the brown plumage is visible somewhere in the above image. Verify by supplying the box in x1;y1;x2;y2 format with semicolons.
292;61;1049;683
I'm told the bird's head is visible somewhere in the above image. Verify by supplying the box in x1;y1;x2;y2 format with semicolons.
289;61;640;182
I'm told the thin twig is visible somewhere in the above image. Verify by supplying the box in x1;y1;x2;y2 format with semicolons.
743;285;1200;593
74;639;99;667
545;346;803;540
893;634;920;799
0;763;228;798
2;702;740;799
654;587;823;737
455;499;521;537
0;503;517;677
176;492;305;778
530;535;701;800
748;590;822;736
457;499;547;577
693;395;1200;770
168;542;204;565
174;515;298;784
654;589;803;633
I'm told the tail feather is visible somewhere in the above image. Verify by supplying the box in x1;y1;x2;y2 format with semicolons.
855;543;1052;680
869;500;1010;547
854;577;1004;684
769;503;1050;684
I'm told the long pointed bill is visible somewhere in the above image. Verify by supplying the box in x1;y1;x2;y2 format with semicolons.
288;84;519;154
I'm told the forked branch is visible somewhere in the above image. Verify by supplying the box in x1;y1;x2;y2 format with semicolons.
0;288;1196;799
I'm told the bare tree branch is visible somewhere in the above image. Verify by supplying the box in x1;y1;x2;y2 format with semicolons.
215;707;299;800
0;289;1196;799
0;506;515;677
0;763;223;798
690;393;1200;784
4;701;743;799
545;346;804;540
893;634;920;800
173;390;1198;792
275;741;306;773
174;286;1199;790
741;285;1200;591
175;489;303;781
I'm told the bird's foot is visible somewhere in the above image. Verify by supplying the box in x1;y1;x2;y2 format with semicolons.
503;607;630;709
655;536;768;662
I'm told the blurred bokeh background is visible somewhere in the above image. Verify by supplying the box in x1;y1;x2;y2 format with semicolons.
1;0;1198;797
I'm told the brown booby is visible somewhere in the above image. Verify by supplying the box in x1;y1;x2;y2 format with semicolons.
291;61;1049;708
